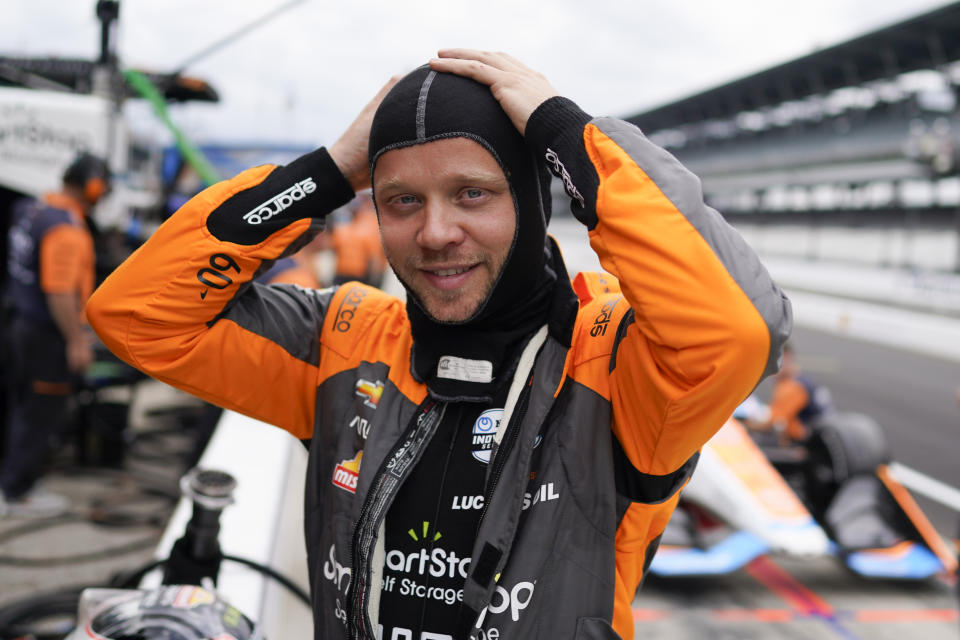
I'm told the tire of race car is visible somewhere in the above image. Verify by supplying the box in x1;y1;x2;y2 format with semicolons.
811;411;891;484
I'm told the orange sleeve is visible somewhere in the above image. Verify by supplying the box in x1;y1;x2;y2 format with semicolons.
612;493;683;634
39;225;88;293
87;156;354;439
581;121;789;476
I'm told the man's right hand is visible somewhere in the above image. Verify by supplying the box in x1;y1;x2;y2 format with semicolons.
329;75;401;192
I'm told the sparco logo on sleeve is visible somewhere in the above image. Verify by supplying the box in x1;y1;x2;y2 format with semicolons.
544;148;585;208
334;286;368;332
591;297;620;337
242;177;317;225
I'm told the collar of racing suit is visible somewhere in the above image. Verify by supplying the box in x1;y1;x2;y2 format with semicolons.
405;236;577;402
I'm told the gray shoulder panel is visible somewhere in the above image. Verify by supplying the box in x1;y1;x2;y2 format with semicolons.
220;282;337;366
591;117;792;379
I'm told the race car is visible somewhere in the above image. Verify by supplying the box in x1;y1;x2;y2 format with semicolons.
650;412;958;580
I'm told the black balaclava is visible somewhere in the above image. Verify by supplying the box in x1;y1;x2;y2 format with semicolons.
369;66;562;402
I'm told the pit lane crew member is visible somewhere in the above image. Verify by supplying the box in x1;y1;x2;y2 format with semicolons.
329;192;386;287
754;342;834;443
2;153;109;517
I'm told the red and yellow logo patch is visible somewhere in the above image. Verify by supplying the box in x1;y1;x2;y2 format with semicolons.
332;451;363;493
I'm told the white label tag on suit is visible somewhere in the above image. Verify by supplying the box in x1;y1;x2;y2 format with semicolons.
437;356;493;383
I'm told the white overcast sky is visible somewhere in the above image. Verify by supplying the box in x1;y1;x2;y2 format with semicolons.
1;0;953;146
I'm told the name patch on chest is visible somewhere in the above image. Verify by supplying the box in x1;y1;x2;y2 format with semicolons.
437;356;493;383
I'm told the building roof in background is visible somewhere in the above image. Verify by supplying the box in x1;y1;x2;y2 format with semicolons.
0;55;218;102
627;1;960;132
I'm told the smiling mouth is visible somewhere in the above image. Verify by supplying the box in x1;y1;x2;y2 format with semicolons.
419;263;480;291
429;266;473;277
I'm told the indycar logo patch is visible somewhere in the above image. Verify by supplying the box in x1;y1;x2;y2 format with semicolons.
332;451;363;493
355;379;384;409
471;408;502;464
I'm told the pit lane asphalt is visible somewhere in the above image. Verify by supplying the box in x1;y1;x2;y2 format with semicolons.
634;553;958;640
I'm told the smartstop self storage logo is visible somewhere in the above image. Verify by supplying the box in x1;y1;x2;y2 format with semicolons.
380;521;470;605
379;521;536;625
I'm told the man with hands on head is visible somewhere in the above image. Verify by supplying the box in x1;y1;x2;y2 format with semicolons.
87;50;791;639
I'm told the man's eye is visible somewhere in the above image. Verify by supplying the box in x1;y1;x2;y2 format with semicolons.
463;188;485;200
392;194;418;205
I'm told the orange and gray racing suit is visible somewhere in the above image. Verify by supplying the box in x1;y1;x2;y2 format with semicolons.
86;96;790;639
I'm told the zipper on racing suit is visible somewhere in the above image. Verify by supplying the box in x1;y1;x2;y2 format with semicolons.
348;398;446;639
446;372;534;639
477;373;533;530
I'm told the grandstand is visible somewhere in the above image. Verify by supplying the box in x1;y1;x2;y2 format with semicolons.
621;1;960;271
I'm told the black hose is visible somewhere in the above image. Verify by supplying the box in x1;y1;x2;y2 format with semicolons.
112;558;167;589
112;555;311;607
223;554;311;606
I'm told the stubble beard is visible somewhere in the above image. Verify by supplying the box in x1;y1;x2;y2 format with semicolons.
387;249;502;323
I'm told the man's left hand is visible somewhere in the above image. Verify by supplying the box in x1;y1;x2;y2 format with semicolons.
429;49;559;136
330;75;401;192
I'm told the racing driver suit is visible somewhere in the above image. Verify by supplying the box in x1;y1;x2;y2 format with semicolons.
86;97;791;639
